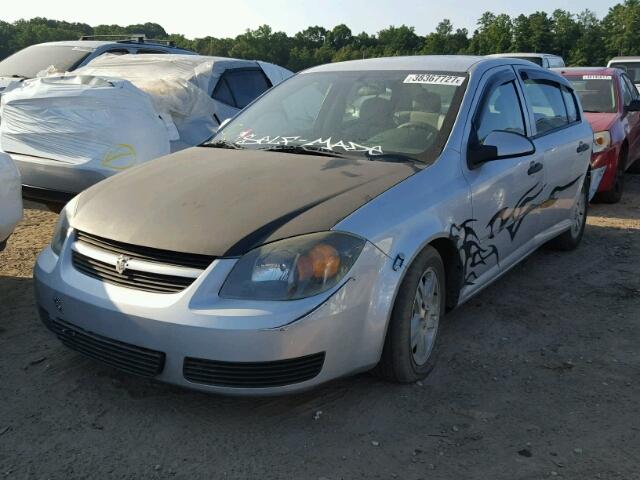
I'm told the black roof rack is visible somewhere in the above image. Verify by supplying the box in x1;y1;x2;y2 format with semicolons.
78;34;177;48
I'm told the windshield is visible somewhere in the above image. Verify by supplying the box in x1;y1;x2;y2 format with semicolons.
609;62;640;83
564;75;617;113
0;45;93;78
208;70;467;163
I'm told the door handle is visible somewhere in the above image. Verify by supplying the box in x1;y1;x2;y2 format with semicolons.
577;142;590;153
528;161;543;175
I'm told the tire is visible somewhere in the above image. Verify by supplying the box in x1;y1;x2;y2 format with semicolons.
374;246;446;383
628;157;640;174
548;177;588;251
596;147;626;203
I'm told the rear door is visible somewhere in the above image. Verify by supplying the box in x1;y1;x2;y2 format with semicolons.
462;66;544;286
620;73;640;167
516;67;590;234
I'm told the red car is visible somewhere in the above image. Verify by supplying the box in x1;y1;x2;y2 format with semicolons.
555;67;640;202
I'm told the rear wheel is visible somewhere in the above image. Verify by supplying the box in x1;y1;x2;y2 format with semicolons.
374;246;445;383
548;177;588;251
596;148;626;203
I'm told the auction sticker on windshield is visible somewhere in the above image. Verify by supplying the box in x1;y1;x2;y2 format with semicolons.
583;75;612;80
403;74;465;86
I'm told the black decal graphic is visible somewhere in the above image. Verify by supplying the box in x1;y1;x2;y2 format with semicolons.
452;175;582;286
545;176;582;204
450;220;499;286
487;175;582;241
487;183;545;241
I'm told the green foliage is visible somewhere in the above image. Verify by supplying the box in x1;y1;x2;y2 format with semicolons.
1;3;640;71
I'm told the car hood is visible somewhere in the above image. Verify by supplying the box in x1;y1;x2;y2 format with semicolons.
584;112;619;133
72;147;418;257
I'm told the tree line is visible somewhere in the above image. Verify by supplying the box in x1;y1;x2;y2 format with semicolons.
2;0;640;71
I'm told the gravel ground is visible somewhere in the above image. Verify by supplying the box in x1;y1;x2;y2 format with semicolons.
1;176;639;480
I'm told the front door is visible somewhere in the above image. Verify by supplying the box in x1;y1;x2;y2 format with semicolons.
458;67;544;298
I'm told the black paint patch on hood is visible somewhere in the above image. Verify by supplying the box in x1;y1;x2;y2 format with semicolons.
72;147;418;257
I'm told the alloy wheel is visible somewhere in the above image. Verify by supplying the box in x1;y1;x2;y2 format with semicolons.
410;267;441;366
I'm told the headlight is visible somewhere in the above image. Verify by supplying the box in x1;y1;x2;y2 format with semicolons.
593;131;611;153
50;208;70;256
219;232;366;301
50;197;78;255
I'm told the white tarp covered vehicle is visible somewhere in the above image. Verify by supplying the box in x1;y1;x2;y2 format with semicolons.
0;54;293;207
0;151;23;251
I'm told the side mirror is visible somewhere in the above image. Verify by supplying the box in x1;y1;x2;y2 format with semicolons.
468;130;535;168
626;99;640;112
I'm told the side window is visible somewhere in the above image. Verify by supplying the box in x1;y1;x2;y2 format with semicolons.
622;75;638;100
104;49;130;56
621;76;633;107
522;78;568;135
137;49;168;54
562;86;579;123
212;78;236;107
549;57;564;68
475;81;526;143
224;70;271;109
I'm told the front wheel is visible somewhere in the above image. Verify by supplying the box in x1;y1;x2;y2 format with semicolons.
374;246;445;383
548;177;588;251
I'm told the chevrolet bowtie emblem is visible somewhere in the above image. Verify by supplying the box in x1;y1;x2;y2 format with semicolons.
115;255;131;275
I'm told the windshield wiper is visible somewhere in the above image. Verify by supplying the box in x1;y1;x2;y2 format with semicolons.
202;140;244;150
259;145;348;158
365;152;425;164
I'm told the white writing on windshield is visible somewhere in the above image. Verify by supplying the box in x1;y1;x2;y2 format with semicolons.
236;134;384;156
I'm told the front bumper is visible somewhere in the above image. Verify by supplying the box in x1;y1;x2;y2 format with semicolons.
10;153;109;208
0;152;23;245
591;146;619;193
34;237;393;395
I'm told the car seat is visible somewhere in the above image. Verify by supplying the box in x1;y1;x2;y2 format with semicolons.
349;97;393;141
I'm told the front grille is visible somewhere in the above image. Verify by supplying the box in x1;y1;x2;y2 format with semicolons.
183;353;325;388
72;251;194;294
51;319;165;377
75;231;215;269
72;231;216;294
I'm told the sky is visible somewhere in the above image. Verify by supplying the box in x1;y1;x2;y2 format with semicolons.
4;0;621;39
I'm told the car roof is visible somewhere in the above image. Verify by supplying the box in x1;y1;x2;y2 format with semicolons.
553;66;620;77
489;52;560;59
304;55;544;74
27;40;111;49
609;56;640;63
26;40;190;51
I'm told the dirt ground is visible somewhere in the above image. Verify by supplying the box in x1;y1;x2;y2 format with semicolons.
1;176;639;480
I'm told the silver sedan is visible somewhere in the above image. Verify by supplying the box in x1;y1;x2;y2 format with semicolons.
34;55;592;395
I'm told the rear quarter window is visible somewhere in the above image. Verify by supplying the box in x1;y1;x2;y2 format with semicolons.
561;86;579;123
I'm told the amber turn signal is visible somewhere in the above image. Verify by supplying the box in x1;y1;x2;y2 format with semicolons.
297;244;341;281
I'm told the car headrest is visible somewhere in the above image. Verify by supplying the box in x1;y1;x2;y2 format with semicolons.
360;97;391;120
